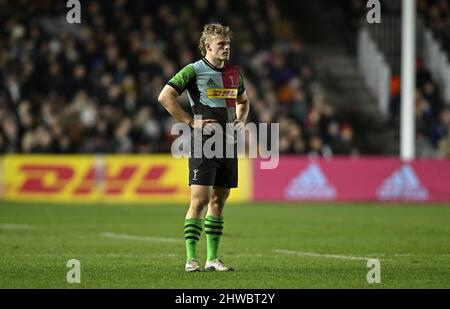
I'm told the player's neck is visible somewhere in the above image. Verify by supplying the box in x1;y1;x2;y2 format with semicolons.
204;55;225;69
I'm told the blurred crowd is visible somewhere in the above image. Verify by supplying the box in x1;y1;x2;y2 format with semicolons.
420;0;450;55
0;0;358;156
407;0;450;157
389;0;450;158
390;63;450;157
339;0;450;157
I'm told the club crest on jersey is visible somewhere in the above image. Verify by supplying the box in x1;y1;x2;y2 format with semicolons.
229;76;235;87
207;88;238;99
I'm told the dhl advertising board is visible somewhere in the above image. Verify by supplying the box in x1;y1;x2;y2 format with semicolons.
2;155;252;203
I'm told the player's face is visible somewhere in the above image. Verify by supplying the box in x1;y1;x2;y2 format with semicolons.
207;35;230;61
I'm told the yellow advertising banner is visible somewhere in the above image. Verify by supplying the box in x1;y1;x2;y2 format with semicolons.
2;155;251;203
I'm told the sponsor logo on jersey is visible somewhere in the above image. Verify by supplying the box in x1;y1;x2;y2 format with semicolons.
207;88;238;99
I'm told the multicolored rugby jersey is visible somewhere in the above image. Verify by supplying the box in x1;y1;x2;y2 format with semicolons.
167;58;245;128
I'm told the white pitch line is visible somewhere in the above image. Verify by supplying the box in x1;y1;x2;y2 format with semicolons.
231;253;264;257
367;253;450;257
274;249;381;261
100;232;179;243
0;223;35;230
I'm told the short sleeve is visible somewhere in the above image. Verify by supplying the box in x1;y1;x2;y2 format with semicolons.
237;71;245;96
167;64;196;94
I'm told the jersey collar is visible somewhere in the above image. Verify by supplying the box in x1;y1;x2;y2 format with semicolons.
202;57;226;72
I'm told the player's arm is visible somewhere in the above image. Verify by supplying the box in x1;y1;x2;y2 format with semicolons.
236;91;249;124
158;64;215;128
158;85;194;127
235;72;249;127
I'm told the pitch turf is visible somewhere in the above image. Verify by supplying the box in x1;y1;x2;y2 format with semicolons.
0;201;449;288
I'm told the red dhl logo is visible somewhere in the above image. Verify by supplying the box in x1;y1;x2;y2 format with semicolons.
207;88;238;99
17;164;178;195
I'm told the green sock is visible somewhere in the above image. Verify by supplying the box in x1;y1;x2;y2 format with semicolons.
184;218;203;261
205;215;224;261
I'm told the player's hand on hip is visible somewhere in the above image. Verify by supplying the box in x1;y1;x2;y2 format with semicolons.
233;119;244;131
190;118;216;128
191;119;218;134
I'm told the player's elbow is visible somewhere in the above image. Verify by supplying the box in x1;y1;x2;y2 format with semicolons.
158;92;171;110
158;87;176;107
157;91;166;105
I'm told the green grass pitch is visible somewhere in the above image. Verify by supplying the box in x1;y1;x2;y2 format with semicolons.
0;201;449;288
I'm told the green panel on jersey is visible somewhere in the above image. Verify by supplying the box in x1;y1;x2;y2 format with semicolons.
168;64;196;94
238;72;245;96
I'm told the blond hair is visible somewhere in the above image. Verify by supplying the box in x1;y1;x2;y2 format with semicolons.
198;23;233;57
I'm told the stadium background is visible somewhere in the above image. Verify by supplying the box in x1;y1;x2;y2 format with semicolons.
0;0;450;288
